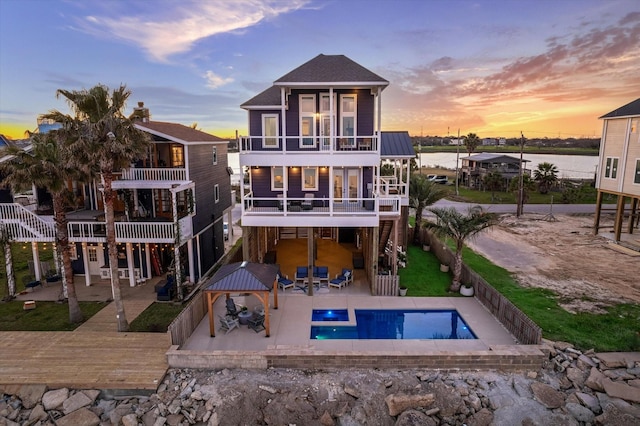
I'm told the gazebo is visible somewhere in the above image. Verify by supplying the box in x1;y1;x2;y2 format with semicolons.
204;261;279;337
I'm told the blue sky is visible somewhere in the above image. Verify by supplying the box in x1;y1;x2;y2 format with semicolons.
1;0;639;140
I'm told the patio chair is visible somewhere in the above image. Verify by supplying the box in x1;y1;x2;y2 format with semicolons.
226;298;240;319
329;274;347;290
337;268;353;286
313;266;329;286
301;193;314;210
218;315;240;334
277;272;295;292
248;314;266;333
295;266;308;284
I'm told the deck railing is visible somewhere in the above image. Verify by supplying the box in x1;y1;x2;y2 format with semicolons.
239;134;379;154
0;204;56;241
120;167;187;181
242;194;400;216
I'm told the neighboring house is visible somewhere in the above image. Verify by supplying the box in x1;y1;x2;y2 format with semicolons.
0;106;232;292
594;98;640;243
460;153;530;189
238;54;414;294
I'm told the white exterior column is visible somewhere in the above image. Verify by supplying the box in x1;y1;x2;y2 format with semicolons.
31;242;41;281
82;243;91;286
126;243;136;287
187;239;195;284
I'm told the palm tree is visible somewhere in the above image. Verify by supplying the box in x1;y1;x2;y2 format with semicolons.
533;162;559;194
43;84;150;332
464;133;480;156
409;174;448;245
0;224;16;301
424;206;498;292
0;130;84;321
483;171;504;203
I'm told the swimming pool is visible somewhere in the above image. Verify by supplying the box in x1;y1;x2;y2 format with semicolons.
312;309;349;321
311;309;476;340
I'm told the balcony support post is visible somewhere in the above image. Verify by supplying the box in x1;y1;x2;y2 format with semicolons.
187;239;195;284
126;243;136;287
31;242;41;281
82;243;91;286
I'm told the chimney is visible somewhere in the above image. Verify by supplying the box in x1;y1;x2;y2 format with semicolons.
132;101;150;122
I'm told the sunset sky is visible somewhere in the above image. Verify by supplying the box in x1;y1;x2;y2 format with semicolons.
1;0;639;140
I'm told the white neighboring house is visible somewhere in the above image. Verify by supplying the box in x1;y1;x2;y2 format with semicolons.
594;98;640;244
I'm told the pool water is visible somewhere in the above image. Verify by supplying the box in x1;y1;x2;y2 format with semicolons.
312;309;349;321
311;309;476;340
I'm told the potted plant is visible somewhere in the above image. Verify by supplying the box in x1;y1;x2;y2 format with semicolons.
440;263;449;273
460;283;474;297
399;286;408;296
422;243;430;251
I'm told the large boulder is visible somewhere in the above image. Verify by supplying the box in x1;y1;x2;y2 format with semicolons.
384;393;435;417
530;382;565;409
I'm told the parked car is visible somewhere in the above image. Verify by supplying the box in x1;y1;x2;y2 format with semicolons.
427;175;448;184
14;190;36;205
223;222;229;241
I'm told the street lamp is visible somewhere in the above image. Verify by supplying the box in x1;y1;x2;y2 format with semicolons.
517;132;525;217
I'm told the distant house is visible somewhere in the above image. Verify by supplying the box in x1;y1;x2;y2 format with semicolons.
593;98;640;243
482;138;497;146
460;152;530;189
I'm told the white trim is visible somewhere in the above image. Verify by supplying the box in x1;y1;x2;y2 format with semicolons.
634;158;640;185
299;94;316;148
214;184;220;203
261;114;279;148
212;146;218;165
340;94;357;147
275;81;388;88
271;166;284;191
604;156;619;179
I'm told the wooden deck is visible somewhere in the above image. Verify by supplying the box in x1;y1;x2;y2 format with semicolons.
1;277;170;391
0;331;169;391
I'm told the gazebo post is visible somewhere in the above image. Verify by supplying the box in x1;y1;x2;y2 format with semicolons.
207;292;216;337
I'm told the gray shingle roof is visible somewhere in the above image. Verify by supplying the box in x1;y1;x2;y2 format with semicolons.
240;85;281;109
135;121;226;143
380;131;415;158
275;54;389;86
461;153;529;163
204;261;278;292
599;98;640;119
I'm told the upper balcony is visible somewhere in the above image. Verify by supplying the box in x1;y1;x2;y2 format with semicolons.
239;134;379;155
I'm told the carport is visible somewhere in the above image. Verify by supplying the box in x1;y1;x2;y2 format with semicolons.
204;261;279;337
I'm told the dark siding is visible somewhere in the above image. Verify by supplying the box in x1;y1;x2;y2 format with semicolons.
188;142;231;275
249;110;281;151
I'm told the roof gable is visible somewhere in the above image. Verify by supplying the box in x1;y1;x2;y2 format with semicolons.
462;153;528;163
135;121;226;144
599;98;640;119
274;54;389;86
204;261;278;292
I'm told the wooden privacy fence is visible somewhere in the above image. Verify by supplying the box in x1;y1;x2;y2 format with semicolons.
167;291;206;346
373;274;399;296
418;228;541;345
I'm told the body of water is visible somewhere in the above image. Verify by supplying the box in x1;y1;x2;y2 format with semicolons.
417;152;599;179
227;151;599;183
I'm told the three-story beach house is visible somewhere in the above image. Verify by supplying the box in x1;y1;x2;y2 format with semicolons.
594;98;640;244
239;54;414;294
0;105;232;296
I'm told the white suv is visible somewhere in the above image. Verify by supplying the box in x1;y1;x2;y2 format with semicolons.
223;222;229;241
427;175;448;185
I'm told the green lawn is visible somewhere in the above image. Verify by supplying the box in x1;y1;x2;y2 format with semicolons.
455;245;639;351
1;243;55;299
419;145;599;156
449;185;613;205
129;302;186;332
0;301;106;331
398;246;453;296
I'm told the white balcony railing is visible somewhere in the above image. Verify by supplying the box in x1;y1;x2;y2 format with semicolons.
239;134;379;154
120;167;187;181
241;193;400;217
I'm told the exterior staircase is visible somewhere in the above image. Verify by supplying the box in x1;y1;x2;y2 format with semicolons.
378;220;393;253
0;204;55;242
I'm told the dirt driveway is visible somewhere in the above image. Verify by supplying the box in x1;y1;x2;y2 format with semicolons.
467;213;640;313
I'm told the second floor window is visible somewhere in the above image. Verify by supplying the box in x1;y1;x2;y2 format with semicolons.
605;157;618;179
271;166;284;191
212;147;218;165
299;95;316;148
214;184;220;203
635;159;640;184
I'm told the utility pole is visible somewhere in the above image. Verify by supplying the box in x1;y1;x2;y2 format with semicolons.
455;128;460;196
517;131;525;217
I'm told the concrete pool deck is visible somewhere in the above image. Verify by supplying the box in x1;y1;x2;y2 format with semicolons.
170;293;544;371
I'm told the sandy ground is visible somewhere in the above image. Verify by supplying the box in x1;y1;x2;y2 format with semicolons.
467;213;640;313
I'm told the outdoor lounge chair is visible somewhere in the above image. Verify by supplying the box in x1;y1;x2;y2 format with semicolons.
277;273;295;291
329;275;347;290
313;266;329;285
248;314;265;333
226;298;240;318
22;275;41;291
301;193;314;210
218;315;240;334
295;266;308;284
337;268;353;286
